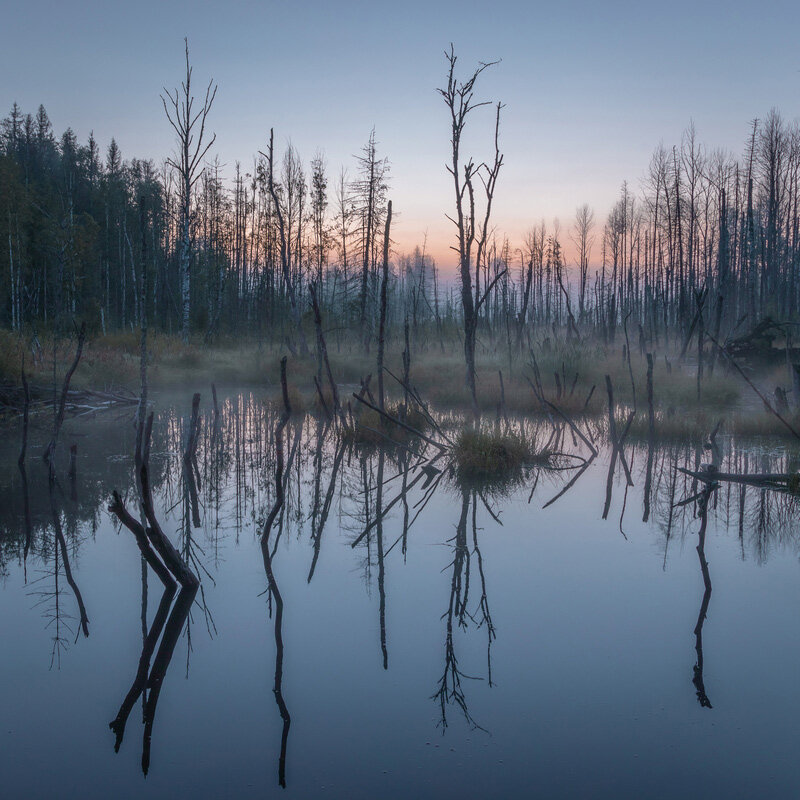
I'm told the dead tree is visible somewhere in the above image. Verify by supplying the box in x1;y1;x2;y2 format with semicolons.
309;282;345;426
353;129;389;342
438;45;504;421
377;200;392;411
161;38;217;343
19;362;30;466
571;204;595;324
43;322;86;464
261;130;309;356
111;413;199;591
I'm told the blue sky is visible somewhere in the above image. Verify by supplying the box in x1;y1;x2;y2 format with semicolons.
3;0;798;266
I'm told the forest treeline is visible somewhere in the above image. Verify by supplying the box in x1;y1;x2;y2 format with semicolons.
1;76;799;354
0;101;408;344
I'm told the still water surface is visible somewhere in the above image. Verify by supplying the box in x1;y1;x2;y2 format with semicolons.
1;390;799;798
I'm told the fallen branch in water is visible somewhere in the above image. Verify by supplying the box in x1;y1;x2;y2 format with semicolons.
526;376;597;457
677;465;799;492
351;393;449;452
383;366;452;444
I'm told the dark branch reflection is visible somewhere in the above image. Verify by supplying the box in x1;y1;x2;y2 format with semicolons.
261;357;292;788
7;386;800;779
109;409;200;774
432;486;497;731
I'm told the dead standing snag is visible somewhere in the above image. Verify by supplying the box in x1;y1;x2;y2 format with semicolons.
438;45;504;421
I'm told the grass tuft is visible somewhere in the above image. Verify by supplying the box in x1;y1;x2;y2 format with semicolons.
451;429;547;482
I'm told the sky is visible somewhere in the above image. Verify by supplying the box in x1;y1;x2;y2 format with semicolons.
2;0;799;269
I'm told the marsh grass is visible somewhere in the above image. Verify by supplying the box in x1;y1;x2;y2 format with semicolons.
451;428;550;482
0;329;764;440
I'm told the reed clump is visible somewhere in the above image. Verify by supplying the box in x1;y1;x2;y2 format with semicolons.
452;429;549;482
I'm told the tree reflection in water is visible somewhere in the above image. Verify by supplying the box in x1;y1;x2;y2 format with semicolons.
6;388;800;783
260;358;292;787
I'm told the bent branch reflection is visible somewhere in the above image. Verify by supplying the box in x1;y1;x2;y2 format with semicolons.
109;407;200;774
260;357;292;788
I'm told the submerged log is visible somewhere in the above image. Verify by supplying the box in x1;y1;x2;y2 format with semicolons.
677;465;799;492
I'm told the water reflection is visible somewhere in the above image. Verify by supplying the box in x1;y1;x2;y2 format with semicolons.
110;581;197;774
261;358;292;787
307;427;344;583
107;409;201;774
672;429;722;710
3;388;800;791
19;460;32;580
433;487;497;730
48;467;90;640
376;449;388;670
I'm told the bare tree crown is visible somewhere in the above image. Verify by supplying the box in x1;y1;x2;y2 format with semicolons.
161;38;218;198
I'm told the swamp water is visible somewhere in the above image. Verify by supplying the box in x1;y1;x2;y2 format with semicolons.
1;390;800;799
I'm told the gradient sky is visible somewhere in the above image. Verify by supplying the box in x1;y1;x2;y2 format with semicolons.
3;0;799;268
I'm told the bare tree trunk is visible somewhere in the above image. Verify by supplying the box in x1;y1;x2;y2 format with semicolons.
262;130;309;356
377;201;392;411
43;322;87;465
161;38;217;343
438;48;503;422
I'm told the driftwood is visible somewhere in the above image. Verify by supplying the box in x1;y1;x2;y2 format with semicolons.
1;381;138;417
677;466;799;493
724;317;784;362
